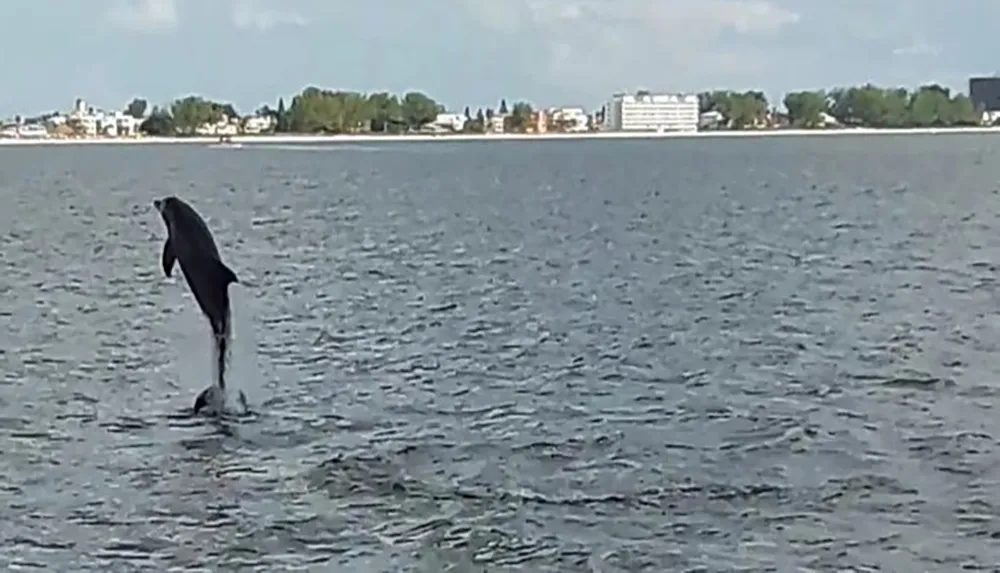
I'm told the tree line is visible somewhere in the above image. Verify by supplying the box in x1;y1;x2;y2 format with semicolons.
699;83;983;129
134;87;542;136
126;82;989;137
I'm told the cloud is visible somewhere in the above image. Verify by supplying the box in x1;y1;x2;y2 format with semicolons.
106;0;178;33
459;0;800;100
464;0;798;37
892;41;942;57
231;0;308;31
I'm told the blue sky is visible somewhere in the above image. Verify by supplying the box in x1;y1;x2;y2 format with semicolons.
1;0;998;117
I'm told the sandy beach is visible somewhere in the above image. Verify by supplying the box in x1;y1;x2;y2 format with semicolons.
2;126;1000;146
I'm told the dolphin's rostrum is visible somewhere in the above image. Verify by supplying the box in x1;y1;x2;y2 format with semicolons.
154;196;243;415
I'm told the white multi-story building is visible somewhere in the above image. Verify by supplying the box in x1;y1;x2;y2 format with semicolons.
603;91;699;132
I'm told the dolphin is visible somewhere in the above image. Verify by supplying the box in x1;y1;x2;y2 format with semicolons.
153;196;243;416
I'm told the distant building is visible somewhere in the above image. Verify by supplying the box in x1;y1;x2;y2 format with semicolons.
431;113;466;132
699;110;725;130
17;124;50;139
195;114;239;136
603;91;699;132
970;77;1000;111
970;77;1000;124
0;123;49;139
242;114;274;134
548;107;589;132
530;110;547;133
488;114;506;134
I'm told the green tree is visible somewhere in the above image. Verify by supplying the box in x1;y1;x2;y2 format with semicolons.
282;87;441;134
464;113;485;133
139;106;174;136
907;85;951;127
949;94;980;126
697;92;715;114
463;106;471;119
783;91;828;128
125;97;147;119
367;92;403;133
401;91;442;131
827;84;900;127
276;97;289;132
499;99;509;115
697;90;769;129
462;108;486;133
503;101;534;133
818;83;982;128
217;103;239;120
287;87;358;133
169;96;235;134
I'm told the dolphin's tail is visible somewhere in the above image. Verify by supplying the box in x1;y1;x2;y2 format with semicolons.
195;310;236;416
213;308;232;391
192;383;248;416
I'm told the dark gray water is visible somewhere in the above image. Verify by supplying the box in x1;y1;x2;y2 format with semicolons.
3;134;1000;571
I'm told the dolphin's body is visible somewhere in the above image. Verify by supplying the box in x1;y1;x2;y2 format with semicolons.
154;196;244;415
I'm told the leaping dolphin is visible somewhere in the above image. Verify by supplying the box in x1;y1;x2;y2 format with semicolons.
153;195;243;416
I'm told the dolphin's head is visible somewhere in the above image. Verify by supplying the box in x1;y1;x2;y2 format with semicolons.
153;196;178;219
154;197;183;237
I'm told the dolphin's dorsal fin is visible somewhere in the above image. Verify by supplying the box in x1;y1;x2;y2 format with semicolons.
215;259;239;285
162;237;176;277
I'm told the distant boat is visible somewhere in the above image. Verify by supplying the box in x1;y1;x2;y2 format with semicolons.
208;134;242;149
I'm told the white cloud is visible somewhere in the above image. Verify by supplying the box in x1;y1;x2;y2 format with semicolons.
459;0;799;100
893;41;942;57
231;0;308;32
465;0;798;36
106;0;178;33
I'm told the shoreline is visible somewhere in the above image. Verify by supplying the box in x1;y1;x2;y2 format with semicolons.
2;126;1000;146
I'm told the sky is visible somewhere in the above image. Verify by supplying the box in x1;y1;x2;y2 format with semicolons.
1;0;998;117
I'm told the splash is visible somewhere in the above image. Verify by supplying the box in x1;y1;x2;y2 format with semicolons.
168;284;267;415
225;284;267;411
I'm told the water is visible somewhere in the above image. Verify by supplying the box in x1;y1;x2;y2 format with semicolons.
2;134;1000;570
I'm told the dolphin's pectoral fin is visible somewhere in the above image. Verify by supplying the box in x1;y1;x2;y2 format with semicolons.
215;259;239;286
161;237;176;277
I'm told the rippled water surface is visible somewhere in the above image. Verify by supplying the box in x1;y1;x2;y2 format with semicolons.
4;135;1000;571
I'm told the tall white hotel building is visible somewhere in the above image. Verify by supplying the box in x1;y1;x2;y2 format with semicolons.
603;91;700;132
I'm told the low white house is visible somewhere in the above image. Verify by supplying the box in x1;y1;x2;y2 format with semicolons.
0;124;49;138
242;114;274;134
432;112;466;132
699;110;725;129
548;107;589;132
488;114;506;133
196;115;240;136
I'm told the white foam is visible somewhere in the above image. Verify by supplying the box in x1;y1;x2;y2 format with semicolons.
167;284;268;415
167;298;213;403
225;284;268;410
